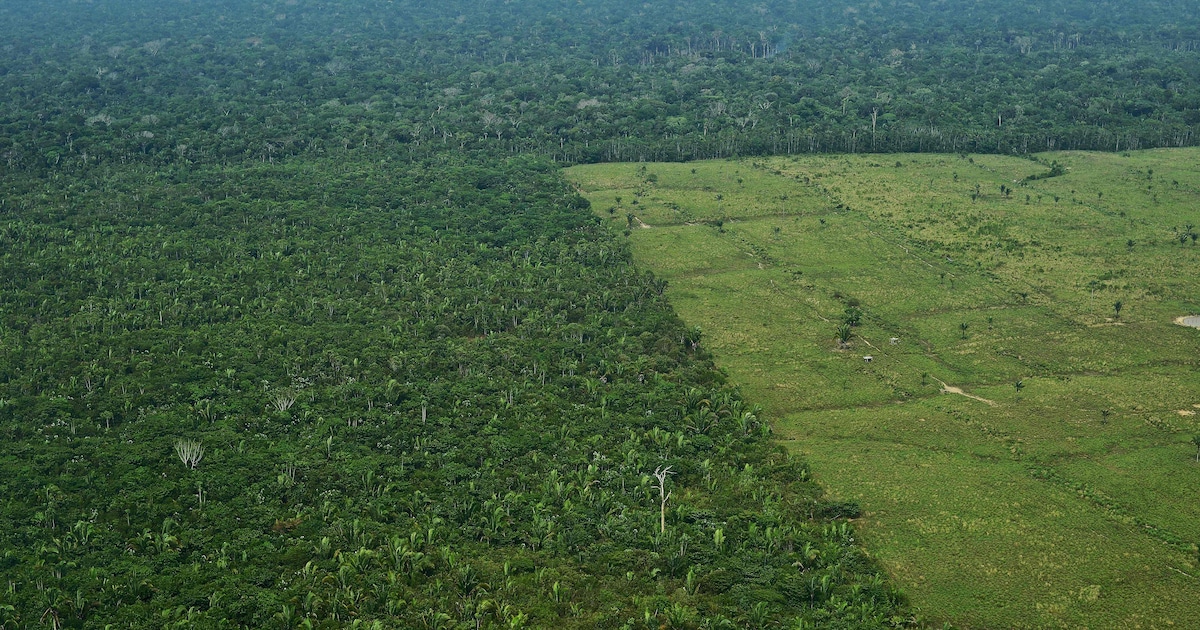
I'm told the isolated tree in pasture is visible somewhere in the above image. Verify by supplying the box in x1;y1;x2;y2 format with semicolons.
836;323;852;347
1192;434;1200;462
1112;300;1123;319
843;306;863;327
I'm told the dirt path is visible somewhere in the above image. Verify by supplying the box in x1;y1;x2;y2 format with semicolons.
634;217;651;229
934;378;997;406
855;334;997;406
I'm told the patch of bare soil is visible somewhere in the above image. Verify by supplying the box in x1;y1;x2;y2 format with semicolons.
934;378;998;406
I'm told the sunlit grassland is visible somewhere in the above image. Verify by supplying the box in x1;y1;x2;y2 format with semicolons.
566;150;1200;628
569;160;831;226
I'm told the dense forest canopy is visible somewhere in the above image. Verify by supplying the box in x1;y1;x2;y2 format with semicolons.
6;151;910;628
2;0;1199;172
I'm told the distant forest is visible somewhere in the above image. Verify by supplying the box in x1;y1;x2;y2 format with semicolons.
1;0;1199;172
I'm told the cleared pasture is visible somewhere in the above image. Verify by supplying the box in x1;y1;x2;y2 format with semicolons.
567;150;1200;628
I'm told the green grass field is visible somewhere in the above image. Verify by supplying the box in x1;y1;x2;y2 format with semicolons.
567;150;1200;628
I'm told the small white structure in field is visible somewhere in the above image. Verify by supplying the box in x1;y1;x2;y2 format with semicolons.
863;355;873;363
890;337;900;344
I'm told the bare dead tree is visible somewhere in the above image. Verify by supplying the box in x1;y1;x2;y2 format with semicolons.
271;390;297;413
652;465;674;533
174;439;204;470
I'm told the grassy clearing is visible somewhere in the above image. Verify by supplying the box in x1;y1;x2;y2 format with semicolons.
566;150;1200;628
570;160;831;226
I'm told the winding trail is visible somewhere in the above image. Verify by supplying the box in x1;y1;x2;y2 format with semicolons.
855;333;998;406
933;378;997;406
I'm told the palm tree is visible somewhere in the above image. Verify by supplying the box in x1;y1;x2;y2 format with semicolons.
836;323;852;347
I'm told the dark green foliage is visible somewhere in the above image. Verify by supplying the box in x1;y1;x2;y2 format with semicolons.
1023;161;1067;182
844;307;864;327
836;323;853;346
0;0;1199;178
815;500;864;520
0;155;903;626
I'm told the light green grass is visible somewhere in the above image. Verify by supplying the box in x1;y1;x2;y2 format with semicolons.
567;150;1200;629
574;160;831;226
